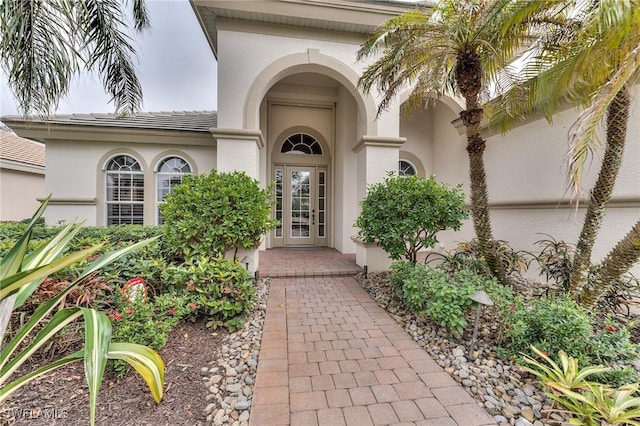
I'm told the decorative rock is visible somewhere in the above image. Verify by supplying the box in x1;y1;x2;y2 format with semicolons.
214;409;225;420
452;347;465;357
235;399;251;410
494;415;508;424
210;375;223;385
227;383;243;393
521;408;535;423
515;418;533;426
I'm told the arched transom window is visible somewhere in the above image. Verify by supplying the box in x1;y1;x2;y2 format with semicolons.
281;133;323;155
156;156;192;224
398;160;417;177
105;155;144;225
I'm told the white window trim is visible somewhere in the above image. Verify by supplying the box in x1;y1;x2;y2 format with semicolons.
155;156;192;225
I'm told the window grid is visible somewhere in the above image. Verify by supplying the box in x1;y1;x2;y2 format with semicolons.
156;157;192;224
399;160;417;177
275;168;283;238
106;155;144;225
318;170;326;238
281;133;322;155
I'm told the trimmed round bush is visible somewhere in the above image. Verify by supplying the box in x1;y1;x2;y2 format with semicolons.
160;170;278;260
356;174;468;263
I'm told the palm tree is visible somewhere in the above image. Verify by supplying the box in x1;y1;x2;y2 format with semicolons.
0;0;149;116
357;0;560;283
493;0;640;305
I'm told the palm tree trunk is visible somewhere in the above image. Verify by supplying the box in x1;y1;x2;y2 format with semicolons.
569;86;630;299
457;50;507;284
460;103;508;285
578;219;640;307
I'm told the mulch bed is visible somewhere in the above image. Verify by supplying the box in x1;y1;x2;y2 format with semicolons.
3;320;225;426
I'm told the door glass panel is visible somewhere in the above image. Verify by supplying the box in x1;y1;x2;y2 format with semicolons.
290;170;310;238
275;168;283;238
318;170;326;238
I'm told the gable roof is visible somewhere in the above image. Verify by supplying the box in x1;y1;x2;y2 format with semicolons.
0;111;217;133
0;132;45;167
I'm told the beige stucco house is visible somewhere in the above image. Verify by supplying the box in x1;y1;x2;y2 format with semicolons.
2;0;639;274
0;132;45;221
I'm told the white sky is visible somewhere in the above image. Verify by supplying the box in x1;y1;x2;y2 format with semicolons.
0;0;218;116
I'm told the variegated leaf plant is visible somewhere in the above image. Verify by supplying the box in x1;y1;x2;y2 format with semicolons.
0;197;164;425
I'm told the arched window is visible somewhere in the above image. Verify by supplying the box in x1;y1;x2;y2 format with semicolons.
156;156;192;224
281;133;323;155
398;160;417;177
105;155;144;225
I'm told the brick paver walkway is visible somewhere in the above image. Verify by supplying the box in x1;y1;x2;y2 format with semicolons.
250;275;496;426
258;248;362;278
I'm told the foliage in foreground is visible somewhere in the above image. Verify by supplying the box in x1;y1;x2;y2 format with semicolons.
160;170;277;261
0;200;164;426
356;174;468;264
522;346;640;426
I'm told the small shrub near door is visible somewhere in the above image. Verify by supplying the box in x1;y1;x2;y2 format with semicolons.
355;174;468;264
160;170;278;261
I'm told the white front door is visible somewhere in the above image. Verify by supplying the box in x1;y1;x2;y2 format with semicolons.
287;166;315;245
272;165;328;247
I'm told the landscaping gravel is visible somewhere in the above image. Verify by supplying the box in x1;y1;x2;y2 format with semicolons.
200;277;270;426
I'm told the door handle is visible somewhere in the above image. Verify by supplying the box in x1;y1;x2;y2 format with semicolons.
312;209;315;225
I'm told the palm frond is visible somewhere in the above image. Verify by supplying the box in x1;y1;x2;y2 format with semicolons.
0;0;147;116
0;0;76;117
75;0;144;115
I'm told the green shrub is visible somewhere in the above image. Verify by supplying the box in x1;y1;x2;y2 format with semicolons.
160;171;278;260
390;263;508;334
162;257;254;330
505;296;594;364
423;270;476;334
109;290;192;374
504;299;640;385
356;174;468;264
390;262;432;311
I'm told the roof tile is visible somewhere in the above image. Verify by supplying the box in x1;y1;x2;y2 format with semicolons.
1;110;217;132
0;132;45;167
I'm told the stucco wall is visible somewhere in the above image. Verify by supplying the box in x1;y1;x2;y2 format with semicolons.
0;168;45;221
335;86;359;253
399;108;434;177
215;20;397;137
45;139;216;226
